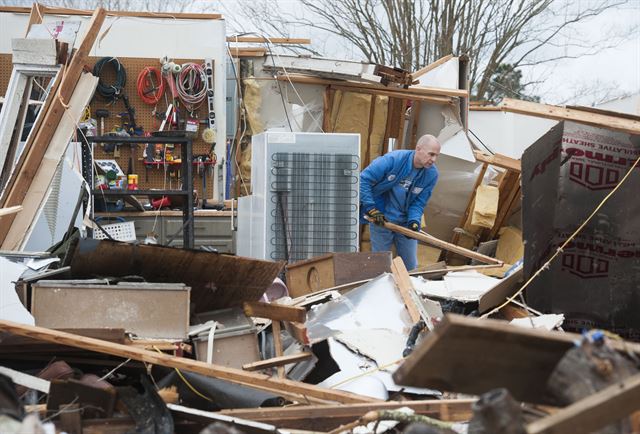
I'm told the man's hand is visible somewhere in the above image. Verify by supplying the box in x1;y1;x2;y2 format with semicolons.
367;208;386;226
408;221;420;232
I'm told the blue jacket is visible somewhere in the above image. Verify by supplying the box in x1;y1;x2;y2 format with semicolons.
360;150;438;227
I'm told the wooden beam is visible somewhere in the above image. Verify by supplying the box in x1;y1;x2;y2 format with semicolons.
390;257;421;323
411;54;454;79
370;219;503;265
272;320;285;378
0;5;222;19
274;74;467;98
409;101;422;149
217;399;475;430
0;319;375;404
526;372;640;434
228;47;267;57
25;3;45;37
0;366;50;393
473;150;521;173
499;98;640;135
331;85;454;105
243;301;306;323
0;7;106;242
226;36;311;44
242;352;313;371
0;205;22;217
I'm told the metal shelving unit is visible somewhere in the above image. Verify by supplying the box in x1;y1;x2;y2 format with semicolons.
85;135;194;249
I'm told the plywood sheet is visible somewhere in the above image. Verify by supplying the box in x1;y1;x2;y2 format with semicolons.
31;281;189;339
69;239;285;313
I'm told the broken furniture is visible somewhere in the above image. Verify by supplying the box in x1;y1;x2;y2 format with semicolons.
285;251;392;297
31;280;190;339
68;238;285;314
242;301;308;378
393;314;640;405
191;307;260;369
86;135;195;248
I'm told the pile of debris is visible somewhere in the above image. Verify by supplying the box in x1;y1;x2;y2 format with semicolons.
0;4;639;434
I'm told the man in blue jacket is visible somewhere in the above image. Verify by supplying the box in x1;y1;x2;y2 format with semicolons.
360;134;440;270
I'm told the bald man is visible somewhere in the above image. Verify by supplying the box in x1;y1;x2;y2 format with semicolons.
360;135;441;270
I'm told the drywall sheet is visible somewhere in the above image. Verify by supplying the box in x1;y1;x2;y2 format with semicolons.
522;121;640;338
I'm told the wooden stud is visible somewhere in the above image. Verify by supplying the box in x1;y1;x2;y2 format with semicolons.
396;99;408;149
226;37;311;44
365;95;376;167
283;321;309;345
409;101;422;149
0;319;375;404
25;3;45;37
390;257;421;323
243;301;306;323
369;218;503;265
218;399;476;426
473;150;521;173
449;162;487;248
526;372;640;434
242;352;313;371
274;74;467;98
500;98;640;136
412;54;454;79
0;7;106;241
330;84;454;105
0;5;222;19
0;205;22;217
272;320;285;378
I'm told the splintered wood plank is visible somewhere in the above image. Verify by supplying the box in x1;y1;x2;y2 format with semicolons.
243;301;306;323
500;98;640;135
412;54;454;79
372;219;502;265
0;319;375;404
226;36;311;44
393;314;640;405
242;352;313;371
25;3;45;37
68;239;285;313
526;372;640;434
390;257;421;323
0;8;105;243
473;150;521;173
217;399;475;431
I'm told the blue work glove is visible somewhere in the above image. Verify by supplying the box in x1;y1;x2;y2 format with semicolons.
367;208;386;226
408;221;420;232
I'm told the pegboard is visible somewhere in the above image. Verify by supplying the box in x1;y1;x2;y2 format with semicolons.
0;54;218;199
0;54;13;96
87;56;217;199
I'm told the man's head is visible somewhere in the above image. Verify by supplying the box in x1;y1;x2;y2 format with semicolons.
413;135;441;169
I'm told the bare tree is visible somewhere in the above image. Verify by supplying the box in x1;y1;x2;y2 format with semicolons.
231;0;634;101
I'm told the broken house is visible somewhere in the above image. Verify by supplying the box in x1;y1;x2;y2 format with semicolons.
0;4;639;434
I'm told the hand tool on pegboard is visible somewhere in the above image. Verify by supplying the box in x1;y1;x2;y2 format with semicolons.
95;109;109;136
202;58;216;159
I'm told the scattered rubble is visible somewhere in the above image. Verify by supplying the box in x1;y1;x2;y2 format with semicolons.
0;4;639;434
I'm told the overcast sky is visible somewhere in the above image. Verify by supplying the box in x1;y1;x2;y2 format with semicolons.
1;0;637;105
216;0;639;106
